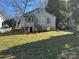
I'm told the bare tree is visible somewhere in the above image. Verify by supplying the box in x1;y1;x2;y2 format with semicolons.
0;10;9;20
11;0;32;17
0;0;35;22
0;0;11;19
8;0;33;30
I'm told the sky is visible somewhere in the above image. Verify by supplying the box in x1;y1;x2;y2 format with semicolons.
0;0;48;17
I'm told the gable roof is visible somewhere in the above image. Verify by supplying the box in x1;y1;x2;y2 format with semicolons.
0;14;4;21
24;8;56;17
23;8;39;16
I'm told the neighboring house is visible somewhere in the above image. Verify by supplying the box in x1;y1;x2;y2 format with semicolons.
72;8;79;32
67;17;76;30
16;8;56;33
0;14;4;28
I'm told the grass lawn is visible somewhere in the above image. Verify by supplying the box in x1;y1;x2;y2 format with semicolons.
0;31;78;59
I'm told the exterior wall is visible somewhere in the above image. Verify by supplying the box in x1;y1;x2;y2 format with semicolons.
45;13;56;30
33;9;56;30
24;22;34;27
0;17;4;28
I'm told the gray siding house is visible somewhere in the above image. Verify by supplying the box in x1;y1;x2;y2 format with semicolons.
16;8;56;33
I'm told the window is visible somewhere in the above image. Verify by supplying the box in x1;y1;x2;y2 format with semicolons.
28;17;31;22
25;17;28;22
25;17;34;22
37;10;40;13
47;18;50;24
32;17;34;22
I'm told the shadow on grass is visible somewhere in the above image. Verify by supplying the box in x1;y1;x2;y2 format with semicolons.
0;34;78;59
0;29;47;37
0;29;24;36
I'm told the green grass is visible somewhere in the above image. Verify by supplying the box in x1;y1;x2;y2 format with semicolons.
0;31;78;59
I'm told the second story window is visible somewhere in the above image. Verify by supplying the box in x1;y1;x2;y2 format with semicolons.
31;17;34;22
47;18;50;24
25;17;34;22
28;18;31;22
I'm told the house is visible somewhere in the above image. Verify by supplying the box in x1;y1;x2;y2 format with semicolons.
0;14;4;28
67;17;76;30
16;8;56;33
67;9;79;32
73;10;79;32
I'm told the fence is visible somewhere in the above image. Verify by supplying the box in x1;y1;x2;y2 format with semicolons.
0;27;12;33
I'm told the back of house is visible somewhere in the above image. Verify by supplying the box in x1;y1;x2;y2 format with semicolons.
16;8;56;33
